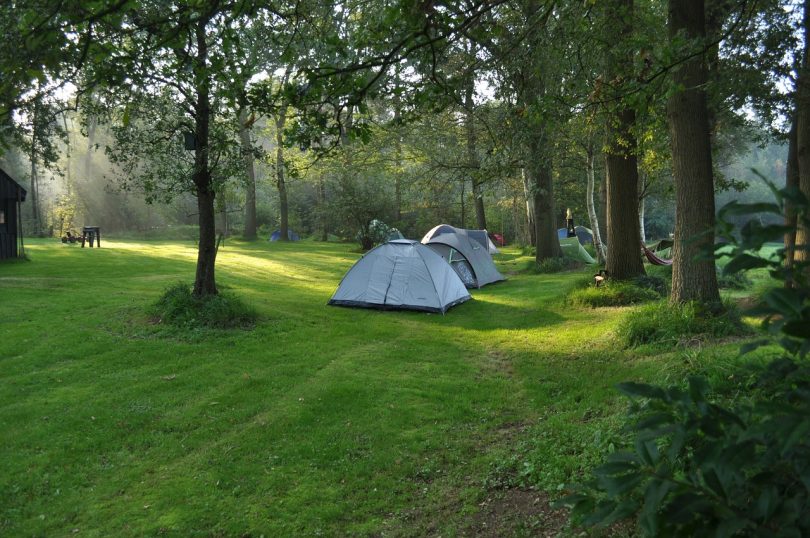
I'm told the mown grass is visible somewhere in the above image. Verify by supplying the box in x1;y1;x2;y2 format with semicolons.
0;238;771;536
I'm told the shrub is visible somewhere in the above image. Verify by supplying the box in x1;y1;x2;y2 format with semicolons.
569;281;660;308
631;274;669;296
559;366;810;536
151;282;258;330
717;268;752;290
617;300;745;348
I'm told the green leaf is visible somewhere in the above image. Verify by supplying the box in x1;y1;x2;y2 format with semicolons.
723;254;771;275
763;288;804;317
718;201;781;219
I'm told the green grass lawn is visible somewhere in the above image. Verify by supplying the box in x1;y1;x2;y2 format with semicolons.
0;239;763;536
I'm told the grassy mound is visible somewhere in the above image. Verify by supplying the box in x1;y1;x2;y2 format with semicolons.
151;282;258;329
618;300;747;348
568;274;666;308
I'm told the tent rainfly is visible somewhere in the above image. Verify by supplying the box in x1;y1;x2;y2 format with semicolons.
328;239;471;313
422;232;505;288
421;224;499;254
559;237;596;264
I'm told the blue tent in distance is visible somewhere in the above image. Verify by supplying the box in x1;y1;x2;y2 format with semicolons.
269;229;300;241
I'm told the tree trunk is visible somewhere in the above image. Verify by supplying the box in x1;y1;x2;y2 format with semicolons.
238;107;258;240
393;69;403;224
668;0;720;305
460;179;466;228
795;0;810;270
276;105;290;242
638;195;646;244
192;17;217;297
318;175;328;241
586;143;607;264
83;110;96;226
785;116;798;283
603;0;645;280
29;100;41;236
526;129;562;262
465;87;486;230
599;164;608;243
522;168;536;247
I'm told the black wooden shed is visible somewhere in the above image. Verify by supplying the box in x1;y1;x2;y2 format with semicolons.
0;168;27;261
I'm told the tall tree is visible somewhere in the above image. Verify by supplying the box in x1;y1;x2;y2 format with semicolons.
667;0;721;304
90;2;278;296
601;0;646;280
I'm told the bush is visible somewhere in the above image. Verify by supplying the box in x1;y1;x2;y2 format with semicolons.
631;274;669;296
569;281;660;308
559;364;810;536
151;282;258;330
617;300;746;348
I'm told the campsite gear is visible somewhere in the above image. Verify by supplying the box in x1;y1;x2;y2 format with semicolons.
489;233;505;246
422;224;499;254
594;269;609;287
557;225;594;246
566;208;576;238
329;239;470;313
423;231;505;288
270;229;300;241
81;226;101;248
0;168;26;261
642;243;673;266
560;237;596;264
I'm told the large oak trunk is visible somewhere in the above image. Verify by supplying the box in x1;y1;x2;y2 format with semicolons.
668;0;720;305
532;162;560;261
603;0;645;280
527;129;562;261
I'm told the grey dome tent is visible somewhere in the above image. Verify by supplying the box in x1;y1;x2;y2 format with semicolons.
422;232;505;288
422;224;499;254
328;239;471;313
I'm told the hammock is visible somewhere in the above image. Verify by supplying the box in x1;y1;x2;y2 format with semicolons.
642;243;673;266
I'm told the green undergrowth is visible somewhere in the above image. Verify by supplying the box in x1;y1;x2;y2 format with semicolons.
535;256;583;274
618;299;749;348
150;282;258;330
